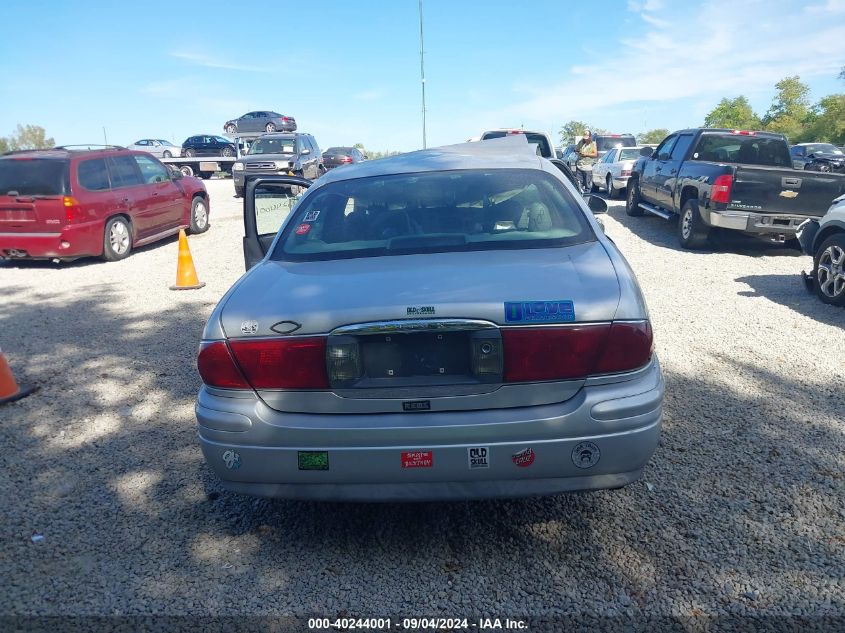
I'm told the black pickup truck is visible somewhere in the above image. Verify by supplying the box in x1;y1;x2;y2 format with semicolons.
626;128;845;248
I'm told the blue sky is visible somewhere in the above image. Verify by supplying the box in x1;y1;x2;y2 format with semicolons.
1;0;843;152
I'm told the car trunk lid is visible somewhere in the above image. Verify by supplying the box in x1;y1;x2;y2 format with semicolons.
221;242;620;337
214;243;629;413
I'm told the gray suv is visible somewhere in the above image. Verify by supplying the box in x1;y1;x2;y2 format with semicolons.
232;133;324;197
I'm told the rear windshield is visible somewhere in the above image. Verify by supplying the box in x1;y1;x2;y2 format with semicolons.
619;148;641;160
480;132;552;158
249;137;296;155
271;169;594;262
0;158;70;196
596;136;636;152
692;134;791;167
325;147;353;155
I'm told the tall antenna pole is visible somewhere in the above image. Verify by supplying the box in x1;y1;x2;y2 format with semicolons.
418;0;427;149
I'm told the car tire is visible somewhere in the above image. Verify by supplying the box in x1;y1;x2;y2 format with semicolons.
265;123;276;133
163;151;172;158
179;165;194;177
222;146;234;157
813;233;845;306
185;148;196;157
226;124;236;134
678;198;710;249
626;179;643;216
607;175;617;199
188;196;210;234
102;216;132;261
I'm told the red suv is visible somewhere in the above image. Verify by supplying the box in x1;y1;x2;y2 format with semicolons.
0;146;210;262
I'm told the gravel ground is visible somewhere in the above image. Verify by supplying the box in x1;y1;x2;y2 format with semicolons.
1;178;843;628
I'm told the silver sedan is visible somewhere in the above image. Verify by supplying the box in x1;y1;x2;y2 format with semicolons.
125;139;181;158
195;136;664;501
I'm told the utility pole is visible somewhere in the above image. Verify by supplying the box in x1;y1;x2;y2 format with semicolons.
418;0;427;149
103;127;108;145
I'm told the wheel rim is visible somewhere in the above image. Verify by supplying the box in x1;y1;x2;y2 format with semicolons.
163;151;171;158
226;125;235;133
180;166;192;177
109;221;130;255
817;245;845;298
681;208;693;239
266;123;275;132
193;201;208;230
223;147;233;157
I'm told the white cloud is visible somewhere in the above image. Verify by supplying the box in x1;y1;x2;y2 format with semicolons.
805;0;845;13
169;51;268;73
493;0;845;126
353;89;384;102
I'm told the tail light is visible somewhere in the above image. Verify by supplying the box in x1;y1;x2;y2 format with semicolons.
326;338;362;383
621;169;632;177
197;341;250;389
711;174;733;204
340;156;353;164
198;338;329;390
731;130;756;135
502;321;652;383
63;196;84;223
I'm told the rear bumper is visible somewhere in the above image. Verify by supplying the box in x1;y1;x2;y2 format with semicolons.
196;357;664;501
0;222;101;259
707;209;814;235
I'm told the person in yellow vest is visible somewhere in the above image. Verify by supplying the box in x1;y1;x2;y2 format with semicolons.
575;129;598;191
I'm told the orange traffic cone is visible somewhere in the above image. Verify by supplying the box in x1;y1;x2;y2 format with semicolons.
169;229;205;291
0;347;35;405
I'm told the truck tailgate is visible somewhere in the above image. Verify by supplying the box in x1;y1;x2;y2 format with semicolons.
730;166;845;218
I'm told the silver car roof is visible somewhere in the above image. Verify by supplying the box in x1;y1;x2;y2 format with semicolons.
318;136;543;186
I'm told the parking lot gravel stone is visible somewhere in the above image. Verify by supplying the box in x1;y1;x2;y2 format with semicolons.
1;178;843;627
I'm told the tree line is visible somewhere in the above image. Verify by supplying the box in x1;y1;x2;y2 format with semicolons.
559;70;845;147
0;124;54;153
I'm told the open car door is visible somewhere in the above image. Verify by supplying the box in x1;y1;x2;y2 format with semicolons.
243;175;312;270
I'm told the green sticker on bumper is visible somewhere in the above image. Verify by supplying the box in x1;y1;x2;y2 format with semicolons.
298;451;329;471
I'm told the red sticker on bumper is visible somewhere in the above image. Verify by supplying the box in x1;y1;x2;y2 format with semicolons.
401;451;433;468
512;447;535;467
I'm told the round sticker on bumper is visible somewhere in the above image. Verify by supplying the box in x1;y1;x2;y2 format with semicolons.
572;442;600;469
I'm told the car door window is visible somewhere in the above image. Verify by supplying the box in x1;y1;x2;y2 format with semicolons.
253;187;302;236
669;135;694;161
107;155;143;188
78;158;111;191
655;136;678;161
134;155;170;184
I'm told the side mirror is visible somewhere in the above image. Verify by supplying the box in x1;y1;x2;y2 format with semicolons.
168;166;183;180
640;147;654;158
301;149;311;155
584;194;608;214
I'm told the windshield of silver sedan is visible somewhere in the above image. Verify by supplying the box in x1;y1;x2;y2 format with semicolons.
271;169;594;261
